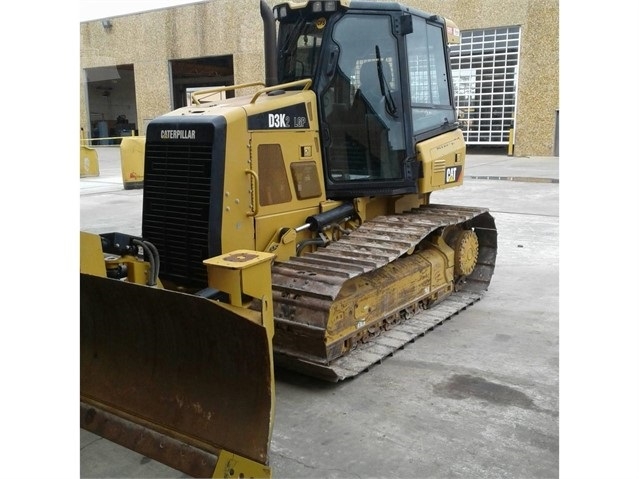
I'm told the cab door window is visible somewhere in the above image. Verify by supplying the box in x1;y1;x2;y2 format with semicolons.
406;17;455;135
321;14;406;182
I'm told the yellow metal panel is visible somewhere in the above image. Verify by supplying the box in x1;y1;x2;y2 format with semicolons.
79;231;107;277
219;91;326;256
416;129;466;193
220;108;255;254
204;250;275;319
120;136;145;189
254;208;318;258
80;146;99;178
212;450;271;479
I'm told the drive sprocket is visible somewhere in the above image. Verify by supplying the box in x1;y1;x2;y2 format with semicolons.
453;229;479;276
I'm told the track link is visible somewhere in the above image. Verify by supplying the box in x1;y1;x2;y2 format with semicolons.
275;290;482;381
271;203;498;381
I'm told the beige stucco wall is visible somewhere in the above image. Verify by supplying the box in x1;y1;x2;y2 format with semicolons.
80;0;558;157
80;0;270;137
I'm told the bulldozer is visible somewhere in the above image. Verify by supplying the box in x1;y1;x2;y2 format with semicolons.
81;0;497;477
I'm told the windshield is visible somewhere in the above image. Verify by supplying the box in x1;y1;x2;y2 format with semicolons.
278;17;327;83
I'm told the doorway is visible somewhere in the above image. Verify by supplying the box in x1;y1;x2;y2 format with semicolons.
84;64;138;145
170;55;234;109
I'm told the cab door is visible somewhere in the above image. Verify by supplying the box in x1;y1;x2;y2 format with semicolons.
317;12;415;198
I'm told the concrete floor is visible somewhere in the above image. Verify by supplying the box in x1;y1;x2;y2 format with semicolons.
80;147;559;478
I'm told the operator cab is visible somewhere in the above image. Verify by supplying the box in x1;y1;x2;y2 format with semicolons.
275;0;459;198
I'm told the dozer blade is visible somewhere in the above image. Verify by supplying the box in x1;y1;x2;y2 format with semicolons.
80;273;273;478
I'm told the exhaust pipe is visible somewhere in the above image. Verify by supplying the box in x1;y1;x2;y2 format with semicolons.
260;0;278;87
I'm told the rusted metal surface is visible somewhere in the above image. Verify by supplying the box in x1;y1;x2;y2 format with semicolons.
271;204;498;380
80;402;220;477
275;290;483;381
80;274;274;477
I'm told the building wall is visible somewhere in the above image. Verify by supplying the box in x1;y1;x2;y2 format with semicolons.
80;0;558;157
80;0;268;137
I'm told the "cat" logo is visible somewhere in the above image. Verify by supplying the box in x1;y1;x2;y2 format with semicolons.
445;166;462;184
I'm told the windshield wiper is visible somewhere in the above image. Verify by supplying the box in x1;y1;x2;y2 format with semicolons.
375;45;398;118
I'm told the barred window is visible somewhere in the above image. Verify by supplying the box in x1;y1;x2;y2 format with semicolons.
449;26;521;145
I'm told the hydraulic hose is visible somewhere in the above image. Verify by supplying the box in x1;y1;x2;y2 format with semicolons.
296;238;327;256
132;239;157;286
143;240;161;286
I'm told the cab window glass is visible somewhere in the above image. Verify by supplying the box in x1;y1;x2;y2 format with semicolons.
407;17;455;134
321;14;406;182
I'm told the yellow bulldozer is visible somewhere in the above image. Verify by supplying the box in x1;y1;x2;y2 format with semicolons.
80;1;497;477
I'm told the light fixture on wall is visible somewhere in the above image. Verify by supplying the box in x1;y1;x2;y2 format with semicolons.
101;19;112;30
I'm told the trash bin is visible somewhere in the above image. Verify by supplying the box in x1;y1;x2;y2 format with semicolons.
119;136;145;190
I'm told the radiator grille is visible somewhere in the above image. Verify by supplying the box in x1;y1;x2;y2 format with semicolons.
142;142;213;287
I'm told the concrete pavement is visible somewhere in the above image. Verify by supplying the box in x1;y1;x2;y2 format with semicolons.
80;147;560;478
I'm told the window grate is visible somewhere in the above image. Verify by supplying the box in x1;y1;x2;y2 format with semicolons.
449;26;521;145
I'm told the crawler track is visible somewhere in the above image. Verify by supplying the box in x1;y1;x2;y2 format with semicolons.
271;204;498;381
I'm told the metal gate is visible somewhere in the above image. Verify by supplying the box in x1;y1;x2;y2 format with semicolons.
449;26;521;145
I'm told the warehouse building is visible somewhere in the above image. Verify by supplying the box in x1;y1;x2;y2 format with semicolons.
79;0;558;156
